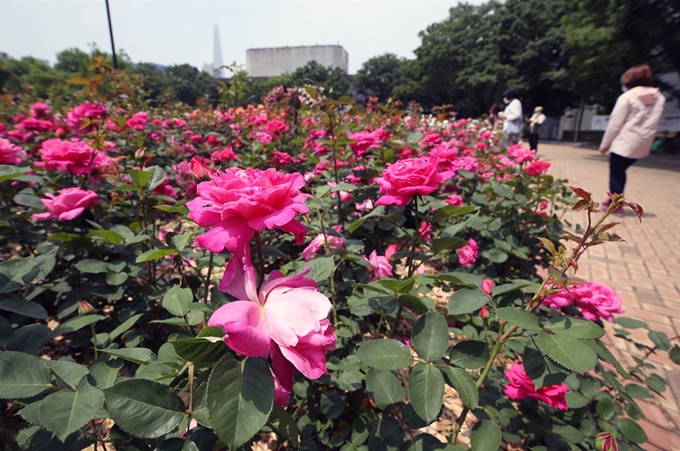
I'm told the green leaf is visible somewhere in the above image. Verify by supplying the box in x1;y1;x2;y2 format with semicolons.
155;205;190;214
171;337;228;366
429;272;481;287
523;346;568;388
39;382;104;441
267;404;300;447
646;374;667;394
163;285;194;317
54;315;105;335
104;379;185;439
170;233;194;251
618;418;647;443
448;288;489;316
444;367;478;409
136;248;178;263
585;340;630;378
397;294;430;314
74;259;109;274
357;339;413;370
348;206;385;234
88;360;122;389
403;433;461;451
18;400;42;426
0;164;30;183
538;332;597;374
551;424;583;443
14;193;44;209
366;368;406;409
614;317;646;329
46;359;88;388
491;281;533;296
6;324;51;355
300;257;335;283
484;248;508;263
412;312;449;361
146;166;167;191
105;272;128;286
648;330;671;351
0;298;48;319
320;389;345;419
87;230;125;245
432;237;469;252
100;347;157;365
449;340;489;369
496;307;541;331
408;363;445;423
109;313;144;341
545;316;605;339
670;345;680;365
626;384;653;399
0;258;40;293
596;397;615;420
0;351;52;398
432;205;477;223
207;355;274;450
378;277;415;294
127;168;152;188
470;420;501;451
368;416;403;451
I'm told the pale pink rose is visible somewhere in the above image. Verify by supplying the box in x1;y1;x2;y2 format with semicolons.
32;188;99;221
355;198;374;212
0;138;26;164
363;250;393;281
444;193;463;206
503;363;568;410
328;182;351;203
375;157;444;206
209;246;335;390
302;227;345;261
508;145;536;163
187;167;309;252
524;160;551;176
448;156;479;173
457;238;479;267
36;139;112;175
66;102;107;134
543;282;624;322
481;279;495;295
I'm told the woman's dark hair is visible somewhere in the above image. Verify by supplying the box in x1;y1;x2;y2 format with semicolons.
621;64;653;88
503;88;518;99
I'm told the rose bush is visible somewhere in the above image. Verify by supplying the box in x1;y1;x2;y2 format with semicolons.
0;77;677;451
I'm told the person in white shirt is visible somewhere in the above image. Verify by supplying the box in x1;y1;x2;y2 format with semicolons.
528;106;546;151
599;64;665;210
498;88;523;147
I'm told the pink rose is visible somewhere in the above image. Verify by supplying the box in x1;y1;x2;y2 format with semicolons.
349;129;386;158
503;363;568;410
302;226;345;261
126;111;149;130
524;160;551;177
543;282;624;322
212;146;238;163
0;138;26;164
385;244;399;261
363;250;393;281
508;145;536;163
37;139;113;175
444;193;463;206
66;102;107;134
32;188;99;221
481;279;495;295
375;157;444;206
457;238;479;267
209;247;335;390
187;167;310;252
30;102;52;119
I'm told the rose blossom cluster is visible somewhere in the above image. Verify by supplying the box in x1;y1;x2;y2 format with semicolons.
543;281;624;322
66;102;107;134
504;363;568;410
37;139;113;175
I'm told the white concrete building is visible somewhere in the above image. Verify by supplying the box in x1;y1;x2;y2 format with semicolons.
246;45;348;78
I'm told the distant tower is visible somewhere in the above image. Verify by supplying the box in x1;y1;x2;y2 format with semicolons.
213;24;225;78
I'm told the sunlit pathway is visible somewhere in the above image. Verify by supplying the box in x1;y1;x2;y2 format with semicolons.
538;142;680;451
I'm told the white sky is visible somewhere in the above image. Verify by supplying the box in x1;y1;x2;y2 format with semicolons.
0;0;483;74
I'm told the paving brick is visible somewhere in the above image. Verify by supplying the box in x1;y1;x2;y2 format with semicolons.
639;400;674;429
638;419;680;451
636;288;663;306
629;263;650;276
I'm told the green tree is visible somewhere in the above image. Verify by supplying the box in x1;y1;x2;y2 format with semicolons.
288;61;350;97
354;53;408;101
165;64;219;106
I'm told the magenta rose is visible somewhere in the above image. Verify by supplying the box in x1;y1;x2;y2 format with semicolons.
66;102;107;134
457;238;479;267
37;139;112;175
543;281;624;322
375;157;444;206
32;188;99;221
0;138;26;164
187;167;310;252
524;160;551;176
504;363;568;410
362;250;393;281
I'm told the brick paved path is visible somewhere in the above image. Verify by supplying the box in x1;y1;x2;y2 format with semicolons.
539;143;680;451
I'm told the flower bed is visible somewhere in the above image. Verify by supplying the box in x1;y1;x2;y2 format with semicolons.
0;86;677;451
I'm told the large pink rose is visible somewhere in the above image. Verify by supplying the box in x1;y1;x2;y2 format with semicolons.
66;102;107;134
503;363;568;410
209;247;335;390
457;238;479;267
0;138;26;164
32;188;99;221
37;139;112;175
187;167;310;252
375;157;444;206
543;281;624;322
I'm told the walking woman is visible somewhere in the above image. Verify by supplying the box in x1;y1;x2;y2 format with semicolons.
599;64;665;208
